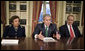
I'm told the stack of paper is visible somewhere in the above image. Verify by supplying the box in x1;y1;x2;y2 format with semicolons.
43;37;57;42
1;39;19;45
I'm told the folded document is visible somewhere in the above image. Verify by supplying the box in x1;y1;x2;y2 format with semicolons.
1;39;19;45
43;37;57;42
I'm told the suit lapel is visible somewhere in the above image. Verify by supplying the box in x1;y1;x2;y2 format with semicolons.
65;25;70;37
41;23;46;36
17;25;21;32
10;25;16;36
72;25;77;37
48;24;52;36
11;25;16;32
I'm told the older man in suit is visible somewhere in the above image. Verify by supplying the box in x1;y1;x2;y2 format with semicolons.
32;14;60;40
59;15;82;38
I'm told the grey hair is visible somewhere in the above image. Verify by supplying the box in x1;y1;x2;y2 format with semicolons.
67;15;74;20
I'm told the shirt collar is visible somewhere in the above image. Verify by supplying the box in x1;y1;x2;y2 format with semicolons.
44;24;47;28
67;23;72;27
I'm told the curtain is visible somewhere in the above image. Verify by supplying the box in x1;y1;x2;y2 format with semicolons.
32;1;42;33
49;1;57;24
82;2;84;26
1;1;6;31
82;3;84;34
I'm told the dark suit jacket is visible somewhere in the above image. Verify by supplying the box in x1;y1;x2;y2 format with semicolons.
3;24;26;38
32;23;57;38
59;24;82;37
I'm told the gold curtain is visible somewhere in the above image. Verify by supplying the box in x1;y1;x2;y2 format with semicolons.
1;1;6;31
49;1;57;25
82;3;84;34
32;1;42;34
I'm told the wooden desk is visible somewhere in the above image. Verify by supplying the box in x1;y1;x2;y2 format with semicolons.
1;37;84;50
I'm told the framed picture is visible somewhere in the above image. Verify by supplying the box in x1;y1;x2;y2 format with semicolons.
20;5;26;11
9;4;16;11
74;1;81;3
20;19;26;25
20;1;26;3
9;1;16;3
73;7;81;13
66;5;72;13
66;1;72;3
73;21;80;26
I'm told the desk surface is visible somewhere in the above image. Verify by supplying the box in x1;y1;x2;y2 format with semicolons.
1;37;84;50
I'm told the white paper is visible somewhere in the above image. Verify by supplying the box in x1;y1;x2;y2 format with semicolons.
1;39;19;45
43;37;57;42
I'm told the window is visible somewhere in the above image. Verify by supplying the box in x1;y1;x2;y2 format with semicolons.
46;3;51;15
38;4;43;22
38;1;51;22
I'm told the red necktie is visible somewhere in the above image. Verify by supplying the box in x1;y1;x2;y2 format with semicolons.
67;37;73;45
70;25;74;38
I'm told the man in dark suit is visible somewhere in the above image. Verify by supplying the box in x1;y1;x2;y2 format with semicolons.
3;16;26;38
32;14;60;40
59;15;81;37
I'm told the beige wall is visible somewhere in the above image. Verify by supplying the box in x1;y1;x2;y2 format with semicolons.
57;1;66;30
26;1;33;38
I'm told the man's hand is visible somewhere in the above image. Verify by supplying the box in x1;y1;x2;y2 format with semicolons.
37;31;44;40
56;32;61;40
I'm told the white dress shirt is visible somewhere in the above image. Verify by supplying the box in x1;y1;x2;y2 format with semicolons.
67;24;75;37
